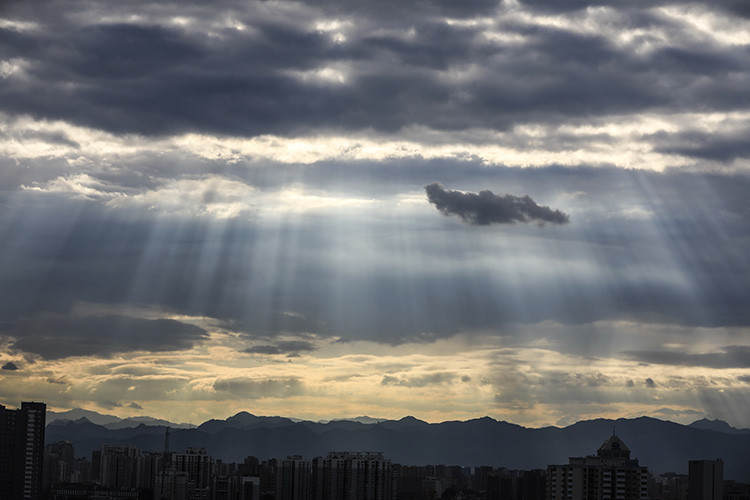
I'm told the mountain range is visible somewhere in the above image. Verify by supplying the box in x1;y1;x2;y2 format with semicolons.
45;411;750;481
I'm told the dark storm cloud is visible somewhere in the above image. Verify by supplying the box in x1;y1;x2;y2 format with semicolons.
425;182;570;226
244;340;317;355
0;0;749;137
622;346;750;369
4;313;208;360
2;362;19;370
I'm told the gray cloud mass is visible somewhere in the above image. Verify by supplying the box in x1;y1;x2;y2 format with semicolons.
212;377;305;398
425;182;570;226
244;340;318;356
380;372;459;387
4;314;208;360
623;346;750;369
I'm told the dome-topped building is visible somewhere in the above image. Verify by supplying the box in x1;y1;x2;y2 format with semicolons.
547;434;648;500
596;435;632;463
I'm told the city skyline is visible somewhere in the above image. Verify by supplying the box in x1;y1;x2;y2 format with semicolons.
1;0;750;428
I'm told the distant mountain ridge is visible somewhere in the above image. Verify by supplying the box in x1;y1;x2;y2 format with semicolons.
47;408;196;429
688;418;750;435
44;412;750;481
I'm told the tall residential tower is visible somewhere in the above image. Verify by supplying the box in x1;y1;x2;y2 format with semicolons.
0;401;46;500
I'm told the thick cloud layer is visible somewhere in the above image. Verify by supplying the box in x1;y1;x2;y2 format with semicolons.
425;182;570;226
5;314;208;360
623;346;750;369
244;341;318;356
0;0;749;142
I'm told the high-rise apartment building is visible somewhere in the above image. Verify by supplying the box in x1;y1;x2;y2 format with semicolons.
279;455;311;500
688;459;723;500
547;435;648;500
0;401;47;500
312;451;393;500
98;443;141;490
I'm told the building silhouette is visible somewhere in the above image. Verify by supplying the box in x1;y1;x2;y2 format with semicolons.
312;451;393;500
688;460;723;500
547;435;648;500
0;401;46;500
277;455;311;500
44;441;75;488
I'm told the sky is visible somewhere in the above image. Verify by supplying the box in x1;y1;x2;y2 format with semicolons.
1;0;749;429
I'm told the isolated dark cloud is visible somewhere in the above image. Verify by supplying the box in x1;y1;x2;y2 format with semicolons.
4;314;208;360
244;340;317;355
425;182;569;226
2;362;19;370
622;346;750;369
128;402;143;410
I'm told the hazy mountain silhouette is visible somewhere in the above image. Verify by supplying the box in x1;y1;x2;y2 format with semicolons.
48;408;196;429
688;418;750;435
45;413;750;481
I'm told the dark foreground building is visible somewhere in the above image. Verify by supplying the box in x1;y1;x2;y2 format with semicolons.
0;401;47;500
688;460;723;500
547;435;648;500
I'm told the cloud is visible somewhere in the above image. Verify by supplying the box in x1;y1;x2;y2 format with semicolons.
622;346;750;369
128;402;143;410
2;362;19;370
5;313;208;359
1;0;749;139
516;0;750;18
425;182;570;226
244;340;317;356
380;372;457;387
212;377;304;398
650;407;704;420
652;129;750;163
